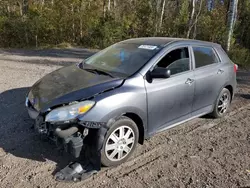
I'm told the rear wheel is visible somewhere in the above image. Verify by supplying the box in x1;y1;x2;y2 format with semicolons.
211;88;231;118
101;116;139;167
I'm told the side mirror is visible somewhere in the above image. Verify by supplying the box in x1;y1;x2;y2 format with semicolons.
150;67;171;79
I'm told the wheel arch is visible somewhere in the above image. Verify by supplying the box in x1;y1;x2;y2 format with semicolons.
215;83;234;105
122;112;144;145
224;85;233;102
104;110;146;145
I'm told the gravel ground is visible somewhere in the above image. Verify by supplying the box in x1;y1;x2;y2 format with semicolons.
0;48;250;188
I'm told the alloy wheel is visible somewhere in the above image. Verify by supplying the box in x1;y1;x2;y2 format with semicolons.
217;92;230;115
105;125;135;162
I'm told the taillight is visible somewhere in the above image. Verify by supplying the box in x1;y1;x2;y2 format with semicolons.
234;64;238;73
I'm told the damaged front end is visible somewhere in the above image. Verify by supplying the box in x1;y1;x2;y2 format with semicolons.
26;99;109;181
35;114;107;156
35;115;89;158
24;64;127;181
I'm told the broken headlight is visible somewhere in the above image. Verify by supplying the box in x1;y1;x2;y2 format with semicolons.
45;100;95;122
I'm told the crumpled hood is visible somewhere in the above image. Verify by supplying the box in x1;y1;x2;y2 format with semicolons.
28;65;124;112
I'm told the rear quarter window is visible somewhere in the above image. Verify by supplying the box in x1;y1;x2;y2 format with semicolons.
215;46;232;63
193;46;219;68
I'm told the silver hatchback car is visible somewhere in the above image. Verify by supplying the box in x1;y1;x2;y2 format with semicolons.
26;38;237;179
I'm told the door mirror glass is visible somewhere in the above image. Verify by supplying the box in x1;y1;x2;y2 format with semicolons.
150;67;171;79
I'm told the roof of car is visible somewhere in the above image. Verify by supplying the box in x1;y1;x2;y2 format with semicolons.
121;37;220;47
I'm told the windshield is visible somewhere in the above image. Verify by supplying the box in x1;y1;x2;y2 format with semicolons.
82;43;162;76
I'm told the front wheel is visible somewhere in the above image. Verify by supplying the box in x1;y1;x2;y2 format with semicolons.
210;88;231;118
101;116;139;167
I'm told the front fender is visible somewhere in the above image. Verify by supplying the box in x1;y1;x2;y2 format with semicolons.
99;106;147;128
78;85;147;131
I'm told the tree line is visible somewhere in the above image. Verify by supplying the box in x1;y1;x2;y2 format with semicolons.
0;0;249;67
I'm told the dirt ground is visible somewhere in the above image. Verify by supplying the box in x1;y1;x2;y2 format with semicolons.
0;48;250;188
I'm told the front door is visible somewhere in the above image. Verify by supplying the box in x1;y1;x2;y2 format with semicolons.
145;46;195;134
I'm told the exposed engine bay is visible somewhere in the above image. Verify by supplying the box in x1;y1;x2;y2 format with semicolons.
36;115;86;158
34;115;109;181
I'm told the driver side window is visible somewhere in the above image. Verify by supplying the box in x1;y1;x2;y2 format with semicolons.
156;47;190;75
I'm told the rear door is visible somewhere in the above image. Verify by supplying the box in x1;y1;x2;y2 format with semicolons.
191;46;225;115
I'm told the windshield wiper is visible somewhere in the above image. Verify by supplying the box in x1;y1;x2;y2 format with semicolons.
84;68;114;78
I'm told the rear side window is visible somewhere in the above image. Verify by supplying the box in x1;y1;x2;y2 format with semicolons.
193;46;219;68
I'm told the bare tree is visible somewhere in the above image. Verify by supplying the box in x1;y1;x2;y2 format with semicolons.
227;0;239;51
108;0;111;11
187;0;196;38
22;0;29;15
79;1;85;39
158;0;166;32
103;0;106;17
192;0;203;39
18;1;23;16
154;0;161;35
71;3;75;42
187;0;203;39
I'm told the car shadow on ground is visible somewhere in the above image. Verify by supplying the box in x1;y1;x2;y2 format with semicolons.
0;87;78;172
238;94;250;99
202;93;250;119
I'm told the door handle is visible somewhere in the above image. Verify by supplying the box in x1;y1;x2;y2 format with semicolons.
185;78;194;85
217;69;224;74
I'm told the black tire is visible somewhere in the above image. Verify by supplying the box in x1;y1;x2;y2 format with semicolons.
210;88;231;118
101;116;139;167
